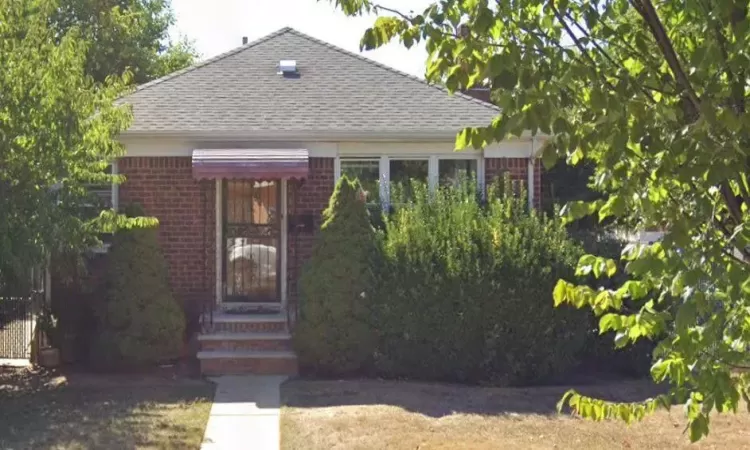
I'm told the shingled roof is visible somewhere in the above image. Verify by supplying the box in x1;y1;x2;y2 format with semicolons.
122;27;499;137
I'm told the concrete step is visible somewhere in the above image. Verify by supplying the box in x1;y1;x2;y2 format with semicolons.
198;350;298;375
206;312;287;333
198;331;293;352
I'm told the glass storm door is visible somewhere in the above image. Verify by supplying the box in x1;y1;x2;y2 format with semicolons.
223;180;281;303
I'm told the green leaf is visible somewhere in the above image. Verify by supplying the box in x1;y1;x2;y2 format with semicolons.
541;142;559;169
689;414;709;442
651;359;670;382
557;389;576;412
599;313;622;333
598;195;625;222
605;259;617;277
675;301;697;334
553;279;569;306
552;117;570;135
456;128;471;150
576;254;597;276
493;70;518;90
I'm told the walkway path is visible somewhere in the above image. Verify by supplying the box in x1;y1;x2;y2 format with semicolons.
201;375;287;450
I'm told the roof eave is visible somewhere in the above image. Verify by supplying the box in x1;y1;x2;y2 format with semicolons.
119;129;469;142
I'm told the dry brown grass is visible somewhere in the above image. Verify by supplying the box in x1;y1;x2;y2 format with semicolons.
280;378;750;450
0;368;214;449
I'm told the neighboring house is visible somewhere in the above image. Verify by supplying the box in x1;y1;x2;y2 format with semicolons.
115;27;544;375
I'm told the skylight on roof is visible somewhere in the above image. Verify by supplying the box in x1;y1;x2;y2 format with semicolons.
278;60;298;75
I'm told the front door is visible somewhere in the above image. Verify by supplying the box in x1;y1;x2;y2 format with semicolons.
223;179;281;303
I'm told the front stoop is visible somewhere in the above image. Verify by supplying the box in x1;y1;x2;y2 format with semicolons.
198;312;298;376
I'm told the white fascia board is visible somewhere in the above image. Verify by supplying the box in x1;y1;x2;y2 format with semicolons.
120;132;542;159
483;139;534;158
121;136;338;157
337;141;483;156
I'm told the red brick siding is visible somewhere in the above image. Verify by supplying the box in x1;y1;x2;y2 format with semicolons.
287;157;334;301
117;155;540;315
484;157;542;207
118;157;216;320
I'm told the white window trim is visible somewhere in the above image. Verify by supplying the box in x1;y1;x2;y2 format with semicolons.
111;160;119;212
88;160;119;254
337;154;485;209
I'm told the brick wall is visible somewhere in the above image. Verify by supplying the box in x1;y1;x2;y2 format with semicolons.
287;158;334;301
118;157;216;319
485;157;542;207
117;155;538;312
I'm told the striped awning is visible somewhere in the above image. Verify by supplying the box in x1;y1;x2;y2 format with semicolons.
192;149;309;180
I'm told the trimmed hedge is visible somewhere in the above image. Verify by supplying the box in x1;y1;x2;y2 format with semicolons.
296;178;652;384
293;176;379;376
372;182;589;384
90;205;185;369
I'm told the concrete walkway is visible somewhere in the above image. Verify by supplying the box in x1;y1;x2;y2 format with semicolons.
201;375;287;450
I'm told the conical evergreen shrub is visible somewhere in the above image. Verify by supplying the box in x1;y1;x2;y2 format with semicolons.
293;176;379;375
91;204;185;369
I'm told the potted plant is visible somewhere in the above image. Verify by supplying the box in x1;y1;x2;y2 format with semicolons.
37;306;61;368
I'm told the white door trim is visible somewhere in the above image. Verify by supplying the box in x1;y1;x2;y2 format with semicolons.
280;179;288;311
215;180;223;305
214;179;288;309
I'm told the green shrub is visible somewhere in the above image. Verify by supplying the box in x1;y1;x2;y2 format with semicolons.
90;205;185;369
373;180;589;385
293;176;379;376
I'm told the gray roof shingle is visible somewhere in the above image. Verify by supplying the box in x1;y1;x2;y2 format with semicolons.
123;27;498;136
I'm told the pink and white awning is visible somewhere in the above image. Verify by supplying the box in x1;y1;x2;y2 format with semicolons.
192;149;309;180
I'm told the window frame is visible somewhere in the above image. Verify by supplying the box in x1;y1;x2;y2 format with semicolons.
335;154;484;210
336;157;382;207
87;161;118;254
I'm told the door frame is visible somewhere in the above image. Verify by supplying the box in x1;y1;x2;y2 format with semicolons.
215;179;287;310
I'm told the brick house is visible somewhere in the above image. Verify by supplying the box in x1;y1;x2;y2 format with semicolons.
116;27;544;375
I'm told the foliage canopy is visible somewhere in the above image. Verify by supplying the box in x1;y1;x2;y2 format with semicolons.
0;0;189;286
0;0;144;285
52;0;197;84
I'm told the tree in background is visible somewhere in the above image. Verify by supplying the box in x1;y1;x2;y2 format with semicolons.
332;0;750;440
0;0;151;287
52;0;197;84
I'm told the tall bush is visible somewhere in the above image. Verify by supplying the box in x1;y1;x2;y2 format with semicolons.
374;180;588;385
91;205;184;369
293;176;379;375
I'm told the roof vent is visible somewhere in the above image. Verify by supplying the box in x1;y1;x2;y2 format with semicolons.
278;60;298;76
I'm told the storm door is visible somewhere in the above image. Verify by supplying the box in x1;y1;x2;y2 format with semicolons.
223;180;281;303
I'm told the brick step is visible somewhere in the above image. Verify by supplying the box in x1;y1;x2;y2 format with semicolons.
198;331;293;352
198;350;298;375
205;312;287;333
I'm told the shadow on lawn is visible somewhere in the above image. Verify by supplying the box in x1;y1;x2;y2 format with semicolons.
0;368;214;449
281;377;666;418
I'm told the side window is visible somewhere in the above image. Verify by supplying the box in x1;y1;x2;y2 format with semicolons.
438;159;477;187
86;165;114;210
340;158;381;206
84;163;115;252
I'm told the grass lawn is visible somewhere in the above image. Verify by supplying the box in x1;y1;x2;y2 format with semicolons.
281;378;750;450
0;368;214;449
